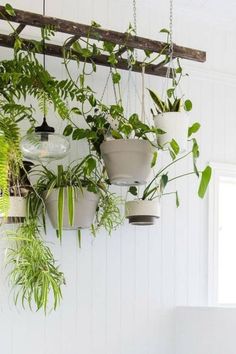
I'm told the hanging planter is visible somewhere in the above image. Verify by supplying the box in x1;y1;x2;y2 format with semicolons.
153;112;189;152
45;187;99;230
0;196;27;224
125;199;161;225
100;139;154;186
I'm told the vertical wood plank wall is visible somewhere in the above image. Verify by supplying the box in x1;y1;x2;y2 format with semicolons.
0;1;235;354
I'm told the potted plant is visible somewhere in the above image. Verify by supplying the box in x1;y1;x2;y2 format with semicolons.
149;88;192;152
65;104;159;186
125;128;212;225
27;155;123;239
100;113;155;185
2;160;34;223
0;110;35;222
147;50;193;152
5;219;65;313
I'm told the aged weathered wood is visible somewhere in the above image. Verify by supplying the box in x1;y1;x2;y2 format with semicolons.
0;5;206;63
65;34;81;48
12;23;26;36
0;34;172;78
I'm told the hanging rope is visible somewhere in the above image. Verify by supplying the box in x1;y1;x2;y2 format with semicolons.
141;64;145;123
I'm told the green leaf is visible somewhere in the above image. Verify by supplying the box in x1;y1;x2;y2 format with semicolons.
71;107;82;115
151;151;158;167
148;89;165;112
198;166;212;198
172;98;181;112
192;139;200;158
144;49;152;57
160;174;168;193
5;3;15;16
167;88;174;98
67;186;74;227
81;48;92;58
120;123;133;137
85;157;97;175
170;139;180;155
160;28;170;34
72;41;83;53
110;104;123;116
188;122;201;137
72;128;89;140
88;95;96;107
129;186;138;196
108;53;118;66
57;187;64;240
77;229;82;248
14;37;22;51
193;160;200;177
112;72;121;84
175;191;180;207
175;67;182;74
91;20;101;28
111;130;123;139
184;99;192;112
169;149;176;160
103;41;116;53
63;125;73;136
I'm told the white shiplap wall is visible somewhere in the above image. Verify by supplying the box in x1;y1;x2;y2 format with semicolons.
0;1;236;354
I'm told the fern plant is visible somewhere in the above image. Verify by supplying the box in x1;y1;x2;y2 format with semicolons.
0;110;23;215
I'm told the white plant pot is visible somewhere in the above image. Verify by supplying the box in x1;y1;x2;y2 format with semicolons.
125;199;161;225
45;187;99;230
154;112;189;152
100;139;154;186
0;196;27;223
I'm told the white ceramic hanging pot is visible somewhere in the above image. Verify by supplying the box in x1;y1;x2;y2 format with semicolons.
0;196;27;224
45;187;99;230
153;112;189;152
100;139;154;186
125;199;161;225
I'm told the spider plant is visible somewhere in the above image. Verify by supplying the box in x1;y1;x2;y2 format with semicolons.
5;219;65;313
27;155;123;240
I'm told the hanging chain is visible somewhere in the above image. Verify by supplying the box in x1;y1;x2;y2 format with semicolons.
169;0;173;58
42;0;46;69
166;0;174;83
42;0;47;116
133;0;137;35
132;0;138;61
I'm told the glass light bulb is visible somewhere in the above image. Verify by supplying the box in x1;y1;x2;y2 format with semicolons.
21;132;70;162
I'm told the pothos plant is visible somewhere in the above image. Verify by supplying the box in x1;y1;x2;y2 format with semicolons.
27;155;123;241
61;22;171;154
128;124;212;203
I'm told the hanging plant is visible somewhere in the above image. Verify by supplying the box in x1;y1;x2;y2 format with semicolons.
148;28;193;152
63;57;161;185
126;132;212;225
5;220;65;313
27;155;123;241
0;112;31;219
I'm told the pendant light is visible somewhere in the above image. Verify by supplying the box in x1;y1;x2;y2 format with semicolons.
20;0;70;162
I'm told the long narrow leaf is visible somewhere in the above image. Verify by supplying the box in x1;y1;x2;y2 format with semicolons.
198;166;212;198
67;186;74;227
57;187;64;240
